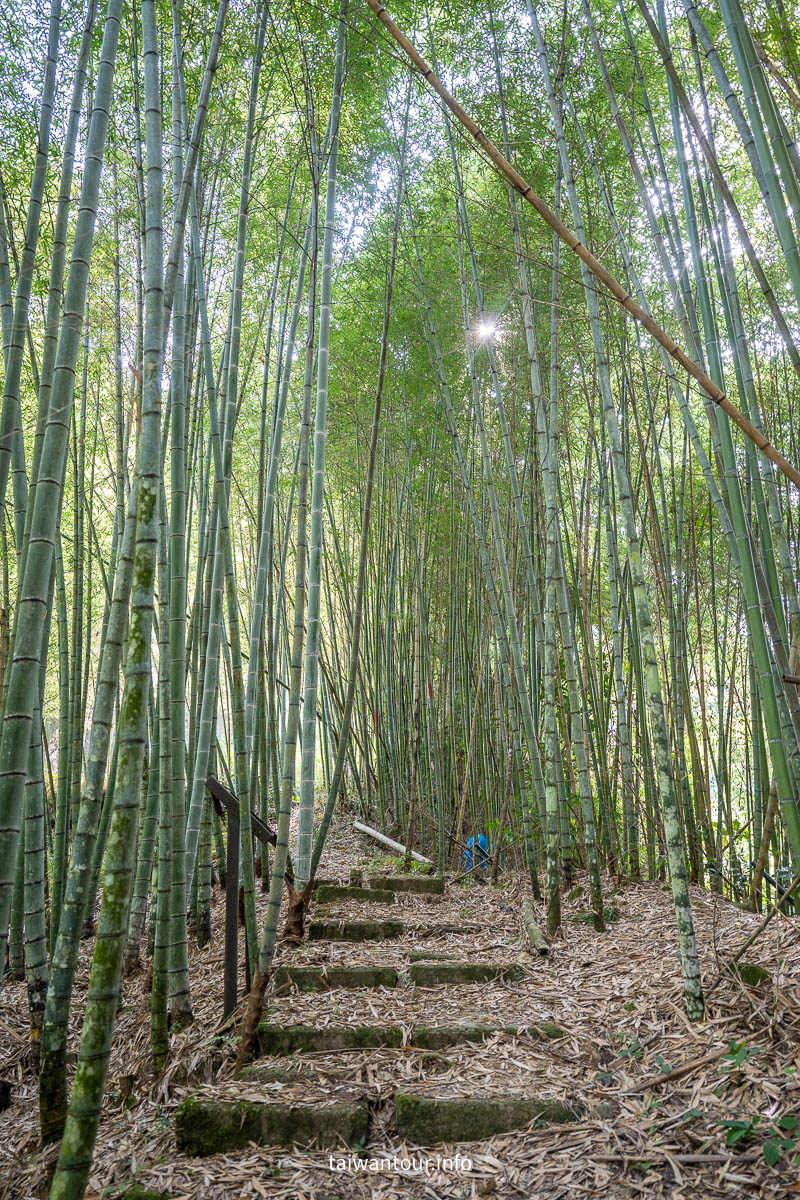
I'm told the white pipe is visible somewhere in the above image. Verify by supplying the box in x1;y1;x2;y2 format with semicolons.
353;820;433;865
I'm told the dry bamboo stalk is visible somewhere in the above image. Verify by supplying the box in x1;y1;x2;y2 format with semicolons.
596;1152;760;1164
522;898;550;955
749;780;779;909
625;1044;730;1093
353;820;433;864
707;871;800;993
364;0;800;490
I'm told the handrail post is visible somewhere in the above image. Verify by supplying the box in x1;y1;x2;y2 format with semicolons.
223;795;240;1018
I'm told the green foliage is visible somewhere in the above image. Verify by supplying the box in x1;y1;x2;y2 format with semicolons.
719;1113;800;1166
612;1031;643;1060
721;1042;763;1070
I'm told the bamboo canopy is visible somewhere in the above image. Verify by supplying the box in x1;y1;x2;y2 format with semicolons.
365;0;800;491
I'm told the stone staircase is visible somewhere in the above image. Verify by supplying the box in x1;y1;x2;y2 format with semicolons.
174;872;578;1158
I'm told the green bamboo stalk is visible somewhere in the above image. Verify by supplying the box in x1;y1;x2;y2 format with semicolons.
296;0;349;890
165;0;192;1031
530;0;704;1018
310;98;407;875
152;519;172;1071
236;174;318;1067
0;0;62;549
47;0;163;1184
124;689;158;974
39;473;138;1141
0;0;123;971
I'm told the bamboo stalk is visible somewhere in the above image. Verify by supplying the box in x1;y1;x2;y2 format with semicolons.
353;820;433;865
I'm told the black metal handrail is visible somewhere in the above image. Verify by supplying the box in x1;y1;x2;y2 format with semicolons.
205;776;277;1017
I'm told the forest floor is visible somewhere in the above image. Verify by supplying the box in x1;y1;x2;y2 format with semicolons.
2;816;799;1200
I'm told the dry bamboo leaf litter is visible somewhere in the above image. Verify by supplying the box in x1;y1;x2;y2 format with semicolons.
1;818;799;1199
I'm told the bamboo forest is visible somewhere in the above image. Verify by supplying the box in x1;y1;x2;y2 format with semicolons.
2;0;800;1194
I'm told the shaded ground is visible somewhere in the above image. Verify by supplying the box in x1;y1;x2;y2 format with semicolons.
2;817;799;1199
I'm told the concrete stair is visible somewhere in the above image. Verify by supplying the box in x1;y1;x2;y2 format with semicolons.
174;869;574;1158
307;917;404;941
175;1095;368;1154
175;1083;579;1154
369;874;445;894
273;964;399;991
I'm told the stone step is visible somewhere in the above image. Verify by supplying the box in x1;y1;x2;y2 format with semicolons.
258;1022;404;1054
569;905;619;925
410;1022;564;1050
369;874;445;894
257;1021;564;1056
238;1059;357;1086
238;1061;319;1084
307;918;404;941
311;877;341;889
410;922;485;937
409;961;524;986
273;964;399;992
395;1093;579;1142
118;1189;174;1200
315;883;395;904
174;1088;580;1156
174;1095;368;1155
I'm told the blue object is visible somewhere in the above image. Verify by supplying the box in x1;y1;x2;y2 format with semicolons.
464;834;491;870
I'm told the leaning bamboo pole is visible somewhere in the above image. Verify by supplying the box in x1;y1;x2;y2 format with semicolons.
353;821;433;864
363;0;800;491
634;0;800;377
